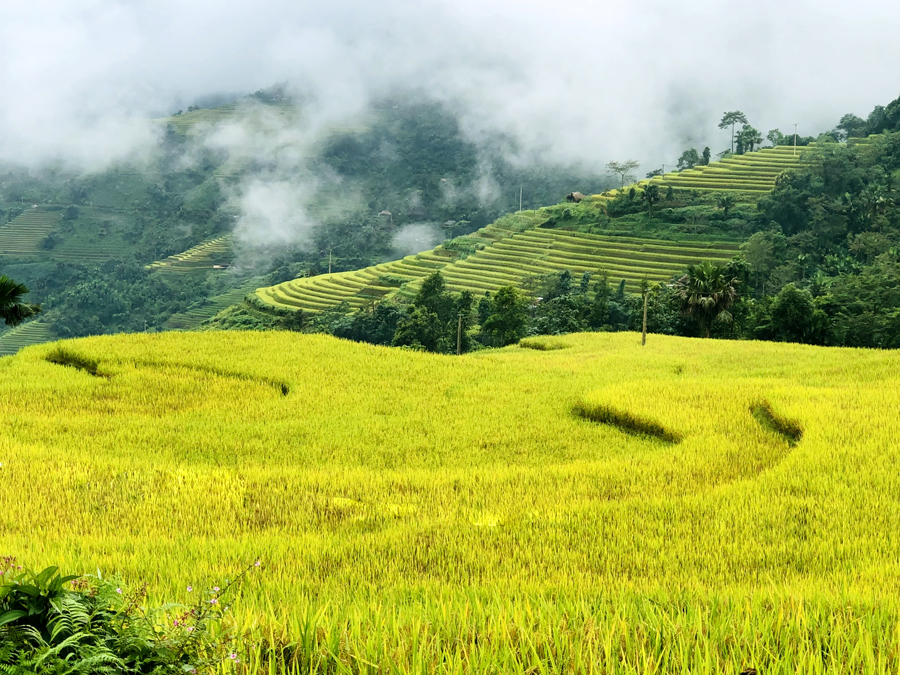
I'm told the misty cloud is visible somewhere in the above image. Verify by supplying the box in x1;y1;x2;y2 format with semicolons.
391;223;444;256
2;0;900;176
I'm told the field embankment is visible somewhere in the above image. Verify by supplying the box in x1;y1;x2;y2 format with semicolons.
2;332;899;672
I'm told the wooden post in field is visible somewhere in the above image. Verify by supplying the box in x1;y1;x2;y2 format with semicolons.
457;313;463;356
641;280;649;346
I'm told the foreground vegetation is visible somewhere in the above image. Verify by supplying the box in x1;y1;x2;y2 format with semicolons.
2;330;900;672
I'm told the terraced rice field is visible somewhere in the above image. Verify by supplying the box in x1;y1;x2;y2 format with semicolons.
257;222;739;313
647;145;812;195
0;208;59;256
160;101;298;136
163;277;265;330
0;321;56;356
147;235;234;274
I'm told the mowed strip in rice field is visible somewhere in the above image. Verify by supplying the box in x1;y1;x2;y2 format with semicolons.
257;227;739;313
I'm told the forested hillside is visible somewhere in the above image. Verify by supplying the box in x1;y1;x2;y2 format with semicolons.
3;90;900;353
0;93;603;349
218;93;900;352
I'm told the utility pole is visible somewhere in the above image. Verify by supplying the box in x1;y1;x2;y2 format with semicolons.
793;123;799;156
519;186;523;212
456;313;463;356
641;280;650;346
328;249;332;274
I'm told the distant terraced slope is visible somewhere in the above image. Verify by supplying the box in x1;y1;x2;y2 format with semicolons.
146;235;233;274
163;276;266;330
588;145;814;203
0;321;56;356
0;208;59;256
256;219;739;313
650;145;812;194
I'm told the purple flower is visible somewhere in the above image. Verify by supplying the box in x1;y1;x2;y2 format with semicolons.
212;586;220;592
187;586;193;592
254;560;261;567
115;588;122;594
209;598;218;605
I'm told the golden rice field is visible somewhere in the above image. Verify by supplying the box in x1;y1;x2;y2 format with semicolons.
2;331;900;673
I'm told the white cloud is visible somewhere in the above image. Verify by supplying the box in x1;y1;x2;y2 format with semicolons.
0;0;897;176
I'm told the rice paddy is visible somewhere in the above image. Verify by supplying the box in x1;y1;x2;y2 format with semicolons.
0;208;59;256
2;330;900;673
0;320;56;356
147;235;234;274
257;227;740;313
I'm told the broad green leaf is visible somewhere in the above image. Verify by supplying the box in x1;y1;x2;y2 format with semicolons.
0;609;27;627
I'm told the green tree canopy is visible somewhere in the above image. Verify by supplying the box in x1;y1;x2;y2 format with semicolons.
736;125;763;154
677;149;700;170
674;262;740;338
481;286;528;346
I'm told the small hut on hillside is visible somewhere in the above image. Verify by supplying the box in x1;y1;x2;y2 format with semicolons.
566;192;585;203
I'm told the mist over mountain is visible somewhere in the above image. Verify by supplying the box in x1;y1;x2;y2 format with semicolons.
2;0;900;174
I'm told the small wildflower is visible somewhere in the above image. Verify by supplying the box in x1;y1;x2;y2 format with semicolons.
186;626;194;632
209;598;218;605
187;585;193;592
254;560;261;567
173;620;179;627
115;588;122;594
212;586;220;592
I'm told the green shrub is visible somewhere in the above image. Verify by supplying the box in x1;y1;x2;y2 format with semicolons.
0;557;259;674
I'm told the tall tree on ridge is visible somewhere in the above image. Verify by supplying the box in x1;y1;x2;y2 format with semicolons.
718;111;748;154
606;160;640;189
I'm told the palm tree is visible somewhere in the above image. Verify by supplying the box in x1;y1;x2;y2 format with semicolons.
674;262;739;338
0;275;41;327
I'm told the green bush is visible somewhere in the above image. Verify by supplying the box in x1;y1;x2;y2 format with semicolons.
0;557;259;674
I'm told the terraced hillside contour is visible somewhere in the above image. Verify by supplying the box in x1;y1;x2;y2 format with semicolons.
646;144;813;194
257;221;739;313
0;321;56;356
163;276;266;330
146;235;233;274
0;208;59;256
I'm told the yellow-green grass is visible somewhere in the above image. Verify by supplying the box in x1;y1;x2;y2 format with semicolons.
0;320;55;356
2;331;900;672
257;230;739;313
0;208;59;256
147;235;234;274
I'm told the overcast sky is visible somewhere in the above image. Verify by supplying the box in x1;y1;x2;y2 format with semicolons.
2;0;899;172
